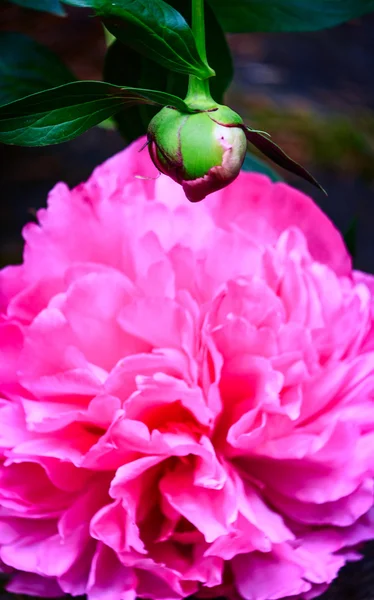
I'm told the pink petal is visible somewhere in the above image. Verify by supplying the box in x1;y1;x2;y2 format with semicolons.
160;464;237;543
6;573;63;597
87;543;136;600
232;547;311;600
209;173;351;276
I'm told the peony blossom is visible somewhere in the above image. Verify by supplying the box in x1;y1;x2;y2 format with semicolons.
0;137;374;600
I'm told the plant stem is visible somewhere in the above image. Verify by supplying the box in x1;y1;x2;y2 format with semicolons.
192;0;208;64
185;0;216;110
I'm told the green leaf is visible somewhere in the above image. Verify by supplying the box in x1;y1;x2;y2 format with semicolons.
103;1;233;143
242;152;283;182
0;80;191;147
207;0;374;33
0;32;75;107
62;0;214;78
7;0;65;15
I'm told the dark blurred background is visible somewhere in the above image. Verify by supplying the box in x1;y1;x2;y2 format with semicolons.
0;5;374;599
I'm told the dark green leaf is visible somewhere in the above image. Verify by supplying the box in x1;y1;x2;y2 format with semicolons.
207;0;374;33
0;32;74;107
59;0;90;4
344;218;357;258
63;0;213;78
104;42;165;142
245;126;326;193
103;1;233;143
7;0;65;15
205;5;233;102
0;80;191;147
242;152;283;182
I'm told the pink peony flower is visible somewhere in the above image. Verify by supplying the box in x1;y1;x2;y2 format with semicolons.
0;137;374;600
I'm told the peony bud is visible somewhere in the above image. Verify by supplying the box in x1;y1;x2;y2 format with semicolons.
147;104;247;202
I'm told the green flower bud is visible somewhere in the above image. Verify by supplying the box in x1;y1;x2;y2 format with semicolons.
147;104;247;202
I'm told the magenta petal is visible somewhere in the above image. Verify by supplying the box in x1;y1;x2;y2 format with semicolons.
6;573;63;598
87;544;136;600
232;549;311;600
